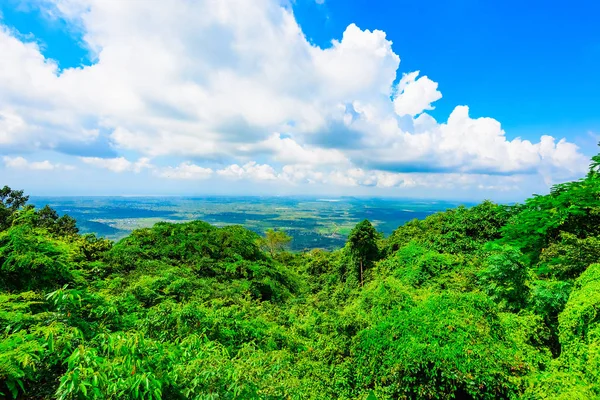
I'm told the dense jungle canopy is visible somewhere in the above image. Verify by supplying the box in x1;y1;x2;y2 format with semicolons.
1;152;600;399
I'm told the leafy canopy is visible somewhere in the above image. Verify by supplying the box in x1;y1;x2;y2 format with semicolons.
1;150;600;400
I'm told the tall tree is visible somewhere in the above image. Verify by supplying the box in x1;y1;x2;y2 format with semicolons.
0;186;29;231
260;228;292;256
36;205;79;237
348;219;380;286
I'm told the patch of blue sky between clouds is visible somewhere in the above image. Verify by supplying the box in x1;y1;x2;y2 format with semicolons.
0;0;90;71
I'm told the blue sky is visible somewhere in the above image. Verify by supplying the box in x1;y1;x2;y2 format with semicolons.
0;0;598;200
293;0;600;141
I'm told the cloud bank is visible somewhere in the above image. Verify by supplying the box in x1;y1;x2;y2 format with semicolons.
0;0;590;196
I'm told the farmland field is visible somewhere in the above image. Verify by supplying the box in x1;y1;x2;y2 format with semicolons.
29;196;469;250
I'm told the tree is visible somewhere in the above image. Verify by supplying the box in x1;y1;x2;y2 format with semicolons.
527;263;600;397
260;228;292;256
479;244;530;312
500;147;600;263
35;205;79;237
384;200;511;256
0;186;29;231
348;220;380;286
588;142;600;177
0;211;74;291
538;232;600;280
351;292;535;399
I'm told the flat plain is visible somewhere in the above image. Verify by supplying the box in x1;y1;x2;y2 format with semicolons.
29;196;469;250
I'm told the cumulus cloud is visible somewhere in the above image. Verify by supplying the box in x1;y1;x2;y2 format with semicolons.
320;168;414;188
243;133;349;165
279;164;325;184
393;71;442;117
217;162;278;181
3;156;74;170
0;27;100;151
0;110;27;145
79;157;152;173
351;106;588;181
157;162;213;180
0;0;590;195
209;162;522;192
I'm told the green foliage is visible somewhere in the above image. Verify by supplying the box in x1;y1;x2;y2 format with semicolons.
0;217;75;292
351;292;534;399
379;241;464;288
0;186;29;232
348;220;380;286
343;277;415;331
107;221;265;271
479;244;531;312
34;205;80;238
538;232;600;279
530;279;573;354
526;263;600;398
590;147;600;175
500;166;600;263
2;154;600;399
385;200;510;255
259;228;292;257
557;264;600;369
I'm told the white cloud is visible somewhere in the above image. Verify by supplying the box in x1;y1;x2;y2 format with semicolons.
220;163;522;192
244;133;349;165
157;162;213;180
322;168;415;188
218;162;278;181
3;156;74;170
356;106;589;178
0;110;27;145
0;0;591;195
0;26;99;151
79;156;152;173
393;71;442;117
279;164;325;184
0;2;401;158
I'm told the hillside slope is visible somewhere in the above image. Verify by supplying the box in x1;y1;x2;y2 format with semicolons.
1;153;600;399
